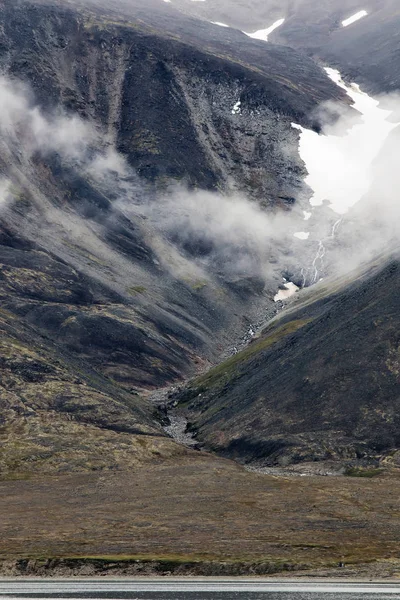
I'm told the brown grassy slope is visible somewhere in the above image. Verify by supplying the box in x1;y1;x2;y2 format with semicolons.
0;454;399;571
0;301;193;476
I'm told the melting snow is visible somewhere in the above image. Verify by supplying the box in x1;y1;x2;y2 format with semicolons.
232;100;241;115
211;21;229;27
311;241;326;284
244;18;285;42
274;282;299;302
331;218;342;238
342;10;368;27
294;232;310;240
291;68;400;214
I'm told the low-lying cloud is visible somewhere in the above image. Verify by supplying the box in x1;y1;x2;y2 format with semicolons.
295;69;400;284
0;76;128;180
0;69;399;297
135;187;305;280
0;77;94;160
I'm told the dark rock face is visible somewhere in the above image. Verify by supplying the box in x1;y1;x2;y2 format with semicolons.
0;0;349;199
180;259;400;467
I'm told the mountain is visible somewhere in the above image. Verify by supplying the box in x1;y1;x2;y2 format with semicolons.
178;257;400;468
268;0;400;94
175;0;400;94
0;0;354;476
0;0;399;578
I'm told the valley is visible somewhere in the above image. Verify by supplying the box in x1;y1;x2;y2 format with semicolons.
0;0;398;579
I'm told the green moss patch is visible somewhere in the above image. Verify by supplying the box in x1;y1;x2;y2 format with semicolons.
191;318;313;392
344;467;384;478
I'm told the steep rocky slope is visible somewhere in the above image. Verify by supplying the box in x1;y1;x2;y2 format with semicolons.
2;0;350;191
178;257;400;468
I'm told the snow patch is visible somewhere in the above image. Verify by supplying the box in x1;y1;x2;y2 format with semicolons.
294;232;310;240
342;10;368;27
291;69;400;215
211;21;229;27
244;18;285;42
232;100;241;115
303;211;312;221
274;282;299;302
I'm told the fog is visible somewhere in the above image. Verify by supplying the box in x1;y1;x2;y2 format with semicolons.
292;68;400;283
133;65;400;287
0;76;129;181
0;68;399;296
0;77;94;161
132;186;304;280
0;77;304;284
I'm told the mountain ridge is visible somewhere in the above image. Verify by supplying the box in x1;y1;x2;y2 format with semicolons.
177;255;400;468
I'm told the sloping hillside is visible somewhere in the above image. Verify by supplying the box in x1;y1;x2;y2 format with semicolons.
174;0;400;94
0;0;350;393
269;0;400;94
178;258;400;468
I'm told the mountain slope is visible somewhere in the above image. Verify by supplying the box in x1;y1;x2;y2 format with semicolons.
1;0;351;190
179;258;400;467
0;0;354;475
174;0;400;95
0;0;355;398
269;0;400;94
